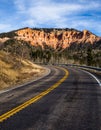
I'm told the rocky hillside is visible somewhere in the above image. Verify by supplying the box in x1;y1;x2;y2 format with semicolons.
0;27;101;49
0;27;101;67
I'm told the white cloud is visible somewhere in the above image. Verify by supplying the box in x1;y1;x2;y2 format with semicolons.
0;24;12;33
14;0;26;12
0;0;101;35
14;0;101;27
15;0;83;27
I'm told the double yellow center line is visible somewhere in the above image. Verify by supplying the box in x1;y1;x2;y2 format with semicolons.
0;67;69;122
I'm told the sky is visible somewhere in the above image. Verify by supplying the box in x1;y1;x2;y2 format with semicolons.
0;0;101;36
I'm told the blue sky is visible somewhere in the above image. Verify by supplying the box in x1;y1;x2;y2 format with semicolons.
0;0;101;36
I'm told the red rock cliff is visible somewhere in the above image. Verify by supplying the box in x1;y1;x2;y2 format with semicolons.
1;27;101;49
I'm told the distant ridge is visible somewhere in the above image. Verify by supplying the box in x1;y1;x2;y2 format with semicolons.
0;27;101;67
0;27;101;49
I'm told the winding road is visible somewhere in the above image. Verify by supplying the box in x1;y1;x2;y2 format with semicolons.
0;66;101;130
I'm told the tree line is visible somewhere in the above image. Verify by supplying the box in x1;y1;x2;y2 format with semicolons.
0;39;101;67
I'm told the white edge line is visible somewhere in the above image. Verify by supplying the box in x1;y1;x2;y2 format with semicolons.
0;67;51;95
82;70;101;87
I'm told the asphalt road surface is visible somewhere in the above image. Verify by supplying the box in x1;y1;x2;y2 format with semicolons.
0;66;101;130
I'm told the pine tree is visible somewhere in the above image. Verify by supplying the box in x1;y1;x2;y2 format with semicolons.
87;48;93;66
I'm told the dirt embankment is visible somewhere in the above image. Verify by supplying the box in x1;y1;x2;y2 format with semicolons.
0;51;47;90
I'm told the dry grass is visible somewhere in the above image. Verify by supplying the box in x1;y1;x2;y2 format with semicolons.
0;51;46;90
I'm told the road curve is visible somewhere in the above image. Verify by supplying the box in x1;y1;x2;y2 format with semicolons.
0;66;101;130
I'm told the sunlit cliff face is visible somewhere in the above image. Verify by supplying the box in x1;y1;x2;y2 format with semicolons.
15;28;101;49
0;27;101;49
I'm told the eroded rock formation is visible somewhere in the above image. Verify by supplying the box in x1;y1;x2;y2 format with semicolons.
15;28;101;49
0;27;101;49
